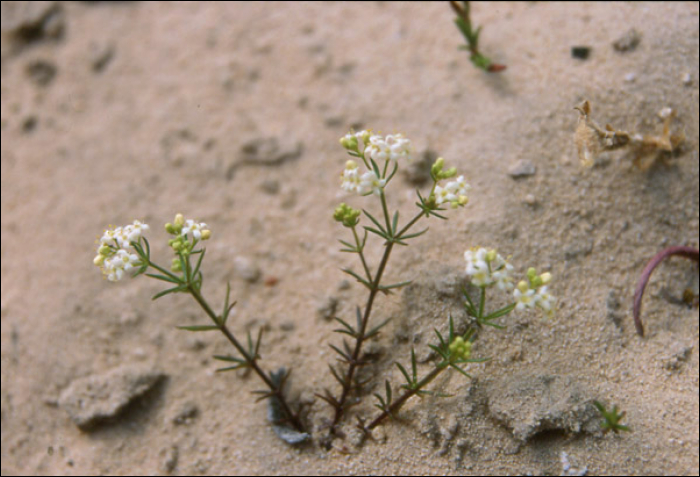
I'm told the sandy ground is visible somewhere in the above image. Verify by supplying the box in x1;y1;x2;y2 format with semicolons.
1;1;698;475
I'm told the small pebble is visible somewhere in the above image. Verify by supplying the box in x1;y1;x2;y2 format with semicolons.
624;72;636;83
571;46;591;60
524;194;537;206
681;72;692;85
508;160;536;178
612;28;641;52
658;107;673;119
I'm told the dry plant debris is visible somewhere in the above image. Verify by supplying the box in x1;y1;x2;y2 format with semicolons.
573;100;684;169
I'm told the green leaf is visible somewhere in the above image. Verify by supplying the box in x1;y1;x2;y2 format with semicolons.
395;362;412;386
152;284;188;300
365;317;392;339
341;268;372;288
221;282;233;326
392;210;399;236
213;355;246;364
216;364;248;372
482;302;516;322
378;280;412;291
363;210;388;235
145;273;181;284
411;348;418;382
398;228;429;241
329;344;352;363
328;364;345;386
364;226;390;240
334;317;357;337
192;247;206;278
384;379;392;405
176;324;220;332
449;363;472;379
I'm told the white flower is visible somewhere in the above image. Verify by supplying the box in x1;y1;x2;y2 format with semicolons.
363;132;412;163
534;285;556;318
514;277;556;318
123;220;149;244
384;133;411;162
182;219;208;240
103;249;140;282
465;247;513;289
358;170;386;196
514;283;536;310
435;175;470;208
341;160;361;193
364;134;390;163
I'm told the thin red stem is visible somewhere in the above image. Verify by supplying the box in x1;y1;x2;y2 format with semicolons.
633;246;699;336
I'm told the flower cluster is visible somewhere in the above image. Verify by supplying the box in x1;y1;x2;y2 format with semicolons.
341;160;385;196
93;220;149;281
339;130;413;197
464;247;513;290
340;130;412;164
514;267;555;318
333;202;361;228
431;157;470;208
164;214;211;272
448;336;472;361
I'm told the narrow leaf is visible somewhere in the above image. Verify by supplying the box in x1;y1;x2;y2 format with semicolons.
341;268;372;288
483;303;517;321
176;324;219;332
152;284;188;300
192;247;206;278
363;210;388;235
329;344;351;363
449;364;472;379
145;273;181;284
398;228;430;241
395;362;412;386
365;317;392;339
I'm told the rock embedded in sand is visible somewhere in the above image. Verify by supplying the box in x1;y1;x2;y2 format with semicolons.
486;373;599;441
58;365;165;430
507;159;537;178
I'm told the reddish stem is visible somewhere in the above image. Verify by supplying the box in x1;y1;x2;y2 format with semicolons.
633;246;699;336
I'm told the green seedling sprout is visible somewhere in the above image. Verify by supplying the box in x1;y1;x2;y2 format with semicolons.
450;1;506;72
593;401;631;434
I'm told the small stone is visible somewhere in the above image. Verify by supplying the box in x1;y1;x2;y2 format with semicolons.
523;194;537;206
89;41;115;73
26;59;56;87
170;400;199;425
508;159;536;178
657;107;673;119
233;256;261;283
612;29;641;52
662;343;692;371
259;179;280;195
317;295;339;321
58;365;165;430
681;72;692;86
571;46;591;60
160;445;179;473
370;425;386;443
21;116;37;133
624;72;636;83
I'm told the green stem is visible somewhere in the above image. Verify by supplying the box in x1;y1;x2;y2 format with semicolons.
352;226;373;283
331;203;426;429
187;283;305;433
367;364;446;430
478;287;486;321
